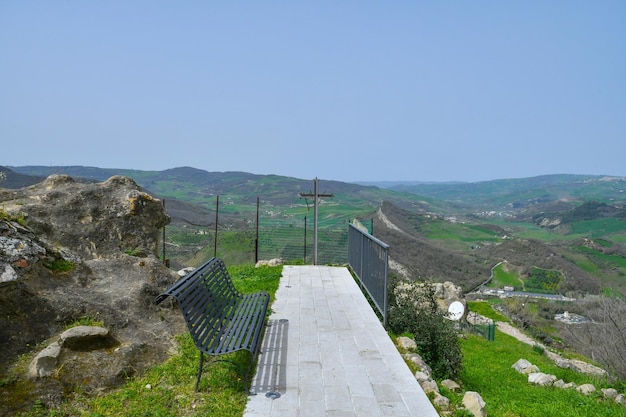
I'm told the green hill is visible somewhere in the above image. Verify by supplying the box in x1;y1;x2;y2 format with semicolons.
383;174;626;211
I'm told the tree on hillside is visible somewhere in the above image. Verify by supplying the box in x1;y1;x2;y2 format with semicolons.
562;295;626;381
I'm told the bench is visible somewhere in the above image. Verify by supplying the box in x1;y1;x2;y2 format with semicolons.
155;257;270;393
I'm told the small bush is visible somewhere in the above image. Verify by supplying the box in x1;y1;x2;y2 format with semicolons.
388;281;463;380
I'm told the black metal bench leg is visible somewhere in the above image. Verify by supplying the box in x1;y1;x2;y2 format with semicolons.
195;351;204;391
245;357;257;396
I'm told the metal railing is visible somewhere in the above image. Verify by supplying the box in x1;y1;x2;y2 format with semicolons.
348;223;390;326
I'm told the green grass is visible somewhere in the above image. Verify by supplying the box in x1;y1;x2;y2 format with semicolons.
16;264;283;417
458;332;625;417
42;258;76;273
467;301;510;323
488;262;521;289
420;220;501;247
570;218;626;237
578;246;626;268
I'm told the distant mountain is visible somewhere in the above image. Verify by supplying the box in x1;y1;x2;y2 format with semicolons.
0;166;45;188
385;174;626;211
9;167;626;219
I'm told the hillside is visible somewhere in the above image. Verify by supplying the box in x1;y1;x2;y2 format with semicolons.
6;165;440;219
374;201;605;295
381;174;626;212
5;166;626;295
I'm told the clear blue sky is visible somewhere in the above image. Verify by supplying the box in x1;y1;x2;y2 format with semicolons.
2;1;625;183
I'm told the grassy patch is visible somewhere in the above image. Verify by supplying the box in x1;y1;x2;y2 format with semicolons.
489;262;521;289
65;316;105;329
467;301;510;323
460;332;624;417
43;258;75;273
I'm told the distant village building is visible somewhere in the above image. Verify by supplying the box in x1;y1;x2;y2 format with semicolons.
555;311;588;324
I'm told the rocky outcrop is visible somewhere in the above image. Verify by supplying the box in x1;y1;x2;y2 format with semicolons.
394;280;467;319
1;175;168;259
0;175;186;413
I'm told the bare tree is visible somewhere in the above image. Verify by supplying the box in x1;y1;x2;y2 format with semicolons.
562;295;626;381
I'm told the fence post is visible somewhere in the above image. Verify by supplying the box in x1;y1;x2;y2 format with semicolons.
214;195;219;258
162;199;167;266
255;196;259;264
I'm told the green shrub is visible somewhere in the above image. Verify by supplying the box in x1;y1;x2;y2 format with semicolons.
388;281;463;380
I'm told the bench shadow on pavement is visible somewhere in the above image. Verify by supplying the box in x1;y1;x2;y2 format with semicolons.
251;319;289;396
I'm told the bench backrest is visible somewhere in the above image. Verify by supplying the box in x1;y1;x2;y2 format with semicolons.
155;257;243;350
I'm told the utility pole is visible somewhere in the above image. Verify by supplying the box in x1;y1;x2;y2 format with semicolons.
299;178;333;265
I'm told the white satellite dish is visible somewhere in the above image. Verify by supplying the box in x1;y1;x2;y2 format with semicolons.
448;301;465;321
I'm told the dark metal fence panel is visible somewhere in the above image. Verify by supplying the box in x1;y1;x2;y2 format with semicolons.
164;198;353;268
348;223;390;326
463;321;496;341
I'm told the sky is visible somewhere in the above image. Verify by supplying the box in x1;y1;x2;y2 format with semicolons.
1;1;625;183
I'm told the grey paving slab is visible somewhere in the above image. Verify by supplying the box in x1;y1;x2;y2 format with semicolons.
244;265;439;417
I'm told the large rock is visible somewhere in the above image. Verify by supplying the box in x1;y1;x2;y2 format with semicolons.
1;175;170;259
394;281;466;318
419;379;439;394
528;372;557;386
512;358;539;374
432;393;450;410
396;336;417;351
441;379;461;392
28;342;61;378
0;175;184;412
403;352;432;376
462;391;487;417
576;384;596;395
602;388;618;399
59;326;114;350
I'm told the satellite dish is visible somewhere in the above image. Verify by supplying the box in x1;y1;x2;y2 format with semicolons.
448;301;465;321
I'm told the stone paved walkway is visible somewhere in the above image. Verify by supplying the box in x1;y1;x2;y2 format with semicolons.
244;265;439;417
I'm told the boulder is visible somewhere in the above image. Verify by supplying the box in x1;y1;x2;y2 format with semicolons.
28;342;61;378
414;371;430;383
419;379;439;394
528;372;557;386
59;326;114;350
396;336;417;351
568;359;606;377
602;388;618;399
462;391;487;417
403;353;432;376
255;258;284;267
0;175;184;411
576;384;596;395
554;358;570;369
432;393;450;410
512;358;539;374
441;379;461;392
